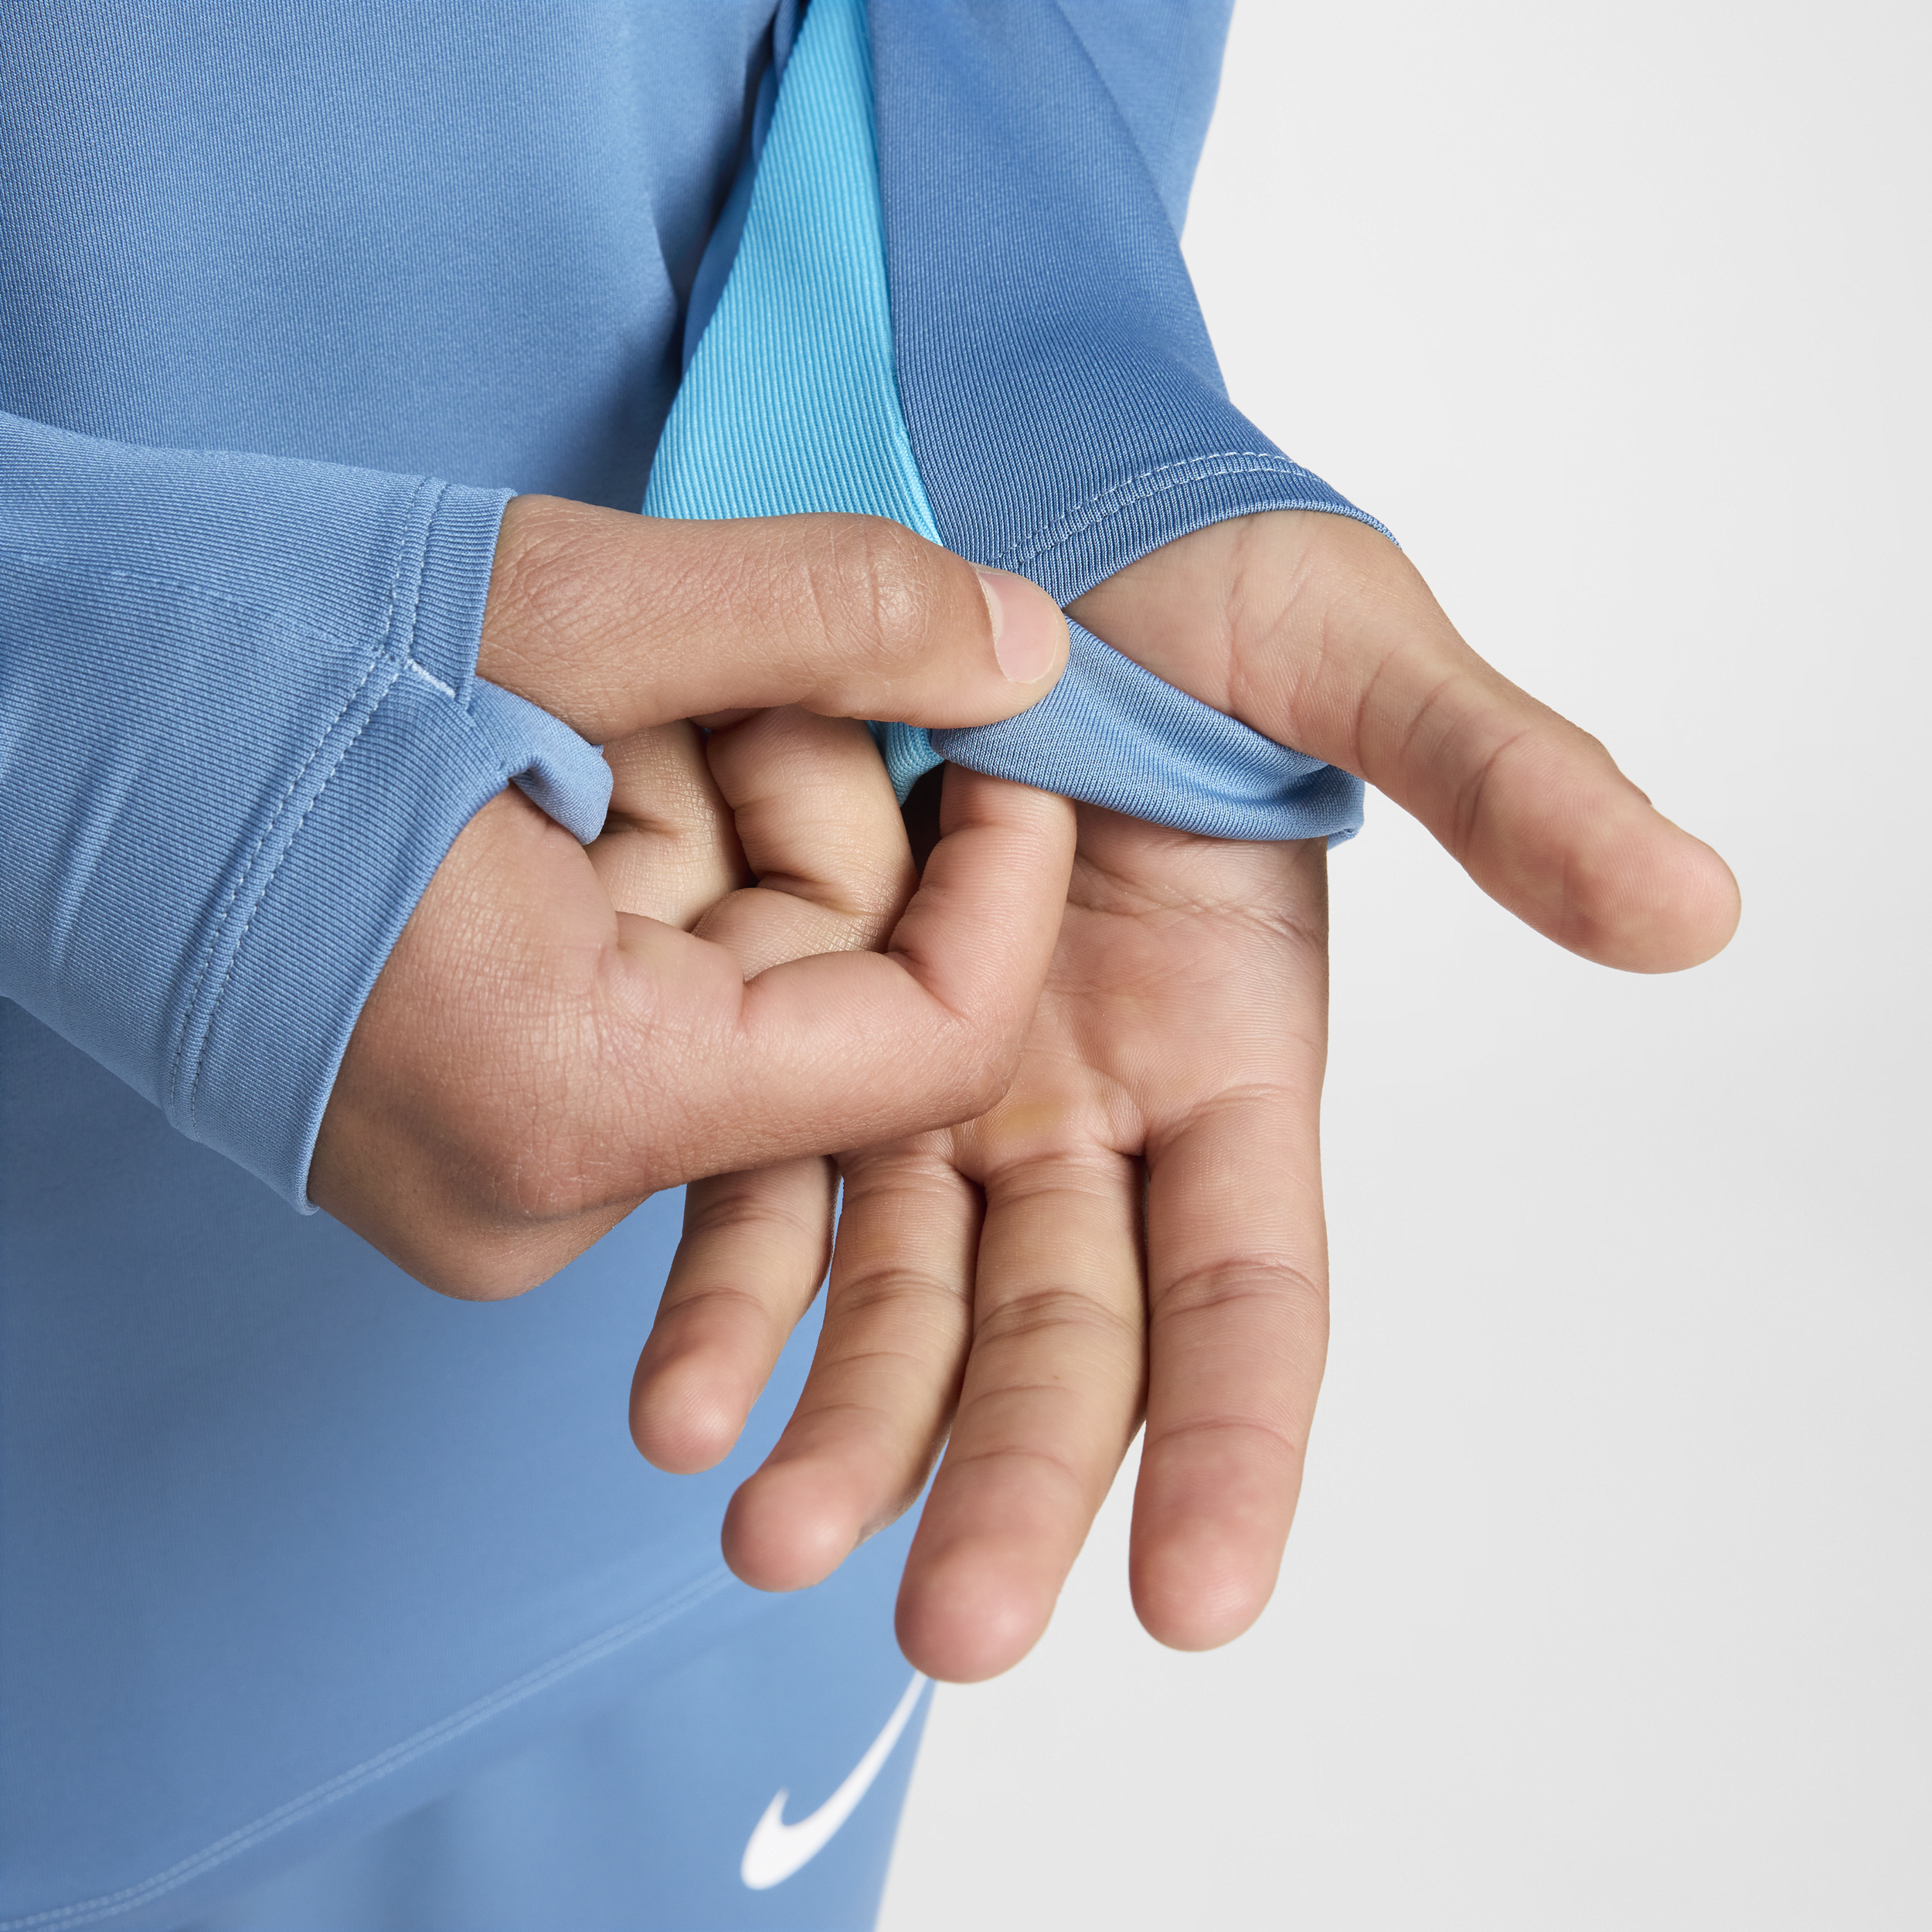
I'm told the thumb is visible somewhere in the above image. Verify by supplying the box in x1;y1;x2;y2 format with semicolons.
1071;511;1740;974
477;494;1066;742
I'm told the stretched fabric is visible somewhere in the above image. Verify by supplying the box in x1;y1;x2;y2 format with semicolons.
652;0;1377;841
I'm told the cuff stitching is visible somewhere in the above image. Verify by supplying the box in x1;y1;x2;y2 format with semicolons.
992;451;1335;573
374;475;437;651
383;477;447;666
181;672;523;1147
180;675;397;1134
165;651;396;1126
406;657;457;698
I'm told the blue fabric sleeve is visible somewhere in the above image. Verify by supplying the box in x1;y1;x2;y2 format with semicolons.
866;2;1383;838
1053;0;1237;234
869;0;1389;603
0;411;611;1209
658;0;1369;842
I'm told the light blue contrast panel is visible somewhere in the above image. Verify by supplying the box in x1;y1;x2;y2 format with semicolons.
645;0;943;798
652;0;1363;840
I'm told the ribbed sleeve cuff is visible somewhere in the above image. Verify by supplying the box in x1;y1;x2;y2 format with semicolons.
165;484;610;1209
934;618;1365;845
175;668;519;1208
409;481;513;701
995;454;1394;608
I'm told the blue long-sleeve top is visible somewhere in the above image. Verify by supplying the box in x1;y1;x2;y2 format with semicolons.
2;0;1380;1213
0;5;1382;1923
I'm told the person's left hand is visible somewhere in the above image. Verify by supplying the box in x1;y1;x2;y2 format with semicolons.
630;509;1740;1681
722;796;1328;1681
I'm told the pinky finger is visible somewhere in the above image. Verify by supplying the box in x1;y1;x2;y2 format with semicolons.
630;1158;835;1475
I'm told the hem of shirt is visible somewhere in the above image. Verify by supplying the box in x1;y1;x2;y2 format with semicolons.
0;1566;766;1932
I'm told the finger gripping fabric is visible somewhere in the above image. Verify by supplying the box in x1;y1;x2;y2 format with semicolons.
933;621;1360;841
648;0;1366;842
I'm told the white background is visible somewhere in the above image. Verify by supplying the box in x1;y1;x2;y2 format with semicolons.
883;1;1930;1925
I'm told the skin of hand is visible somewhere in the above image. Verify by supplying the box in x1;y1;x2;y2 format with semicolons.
628;507;1741;1682
308;495;1075;1297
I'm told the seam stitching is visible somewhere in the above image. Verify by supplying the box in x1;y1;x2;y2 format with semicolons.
992;451;1331;572
0;1568;738;1932
155;477;436;1121
388;478;444;667
406;658;457;698
373;476;434;652
179;667;397;1135
162;652;388;1119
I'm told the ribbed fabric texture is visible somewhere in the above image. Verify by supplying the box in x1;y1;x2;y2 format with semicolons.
942;621;1362;841
648;2;929;532
655;0;1368;840
645;0;944;796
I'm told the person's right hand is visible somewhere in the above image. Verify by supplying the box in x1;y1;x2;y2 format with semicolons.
308;495;1075;1298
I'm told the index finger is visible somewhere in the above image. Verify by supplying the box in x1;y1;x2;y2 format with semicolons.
1128;837;1333;1651
692;706;916;979
1129;1074;1329;1651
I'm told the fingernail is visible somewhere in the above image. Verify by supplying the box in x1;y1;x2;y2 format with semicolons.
975;566;1063;685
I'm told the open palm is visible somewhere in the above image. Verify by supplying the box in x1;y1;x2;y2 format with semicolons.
727;801;1330;1679
631;509;1740;1681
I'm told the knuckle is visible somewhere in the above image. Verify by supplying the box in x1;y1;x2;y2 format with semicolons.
937;1436;1093;1509
973;1284;1141;1355
682;1171;829;1249
1158;1255;1329;1315
805;515;950;683
1148;1410;1308;1476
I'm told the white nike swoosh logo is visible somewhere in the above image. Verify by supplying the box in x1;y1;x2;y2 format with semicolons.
740;1669;929;1890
